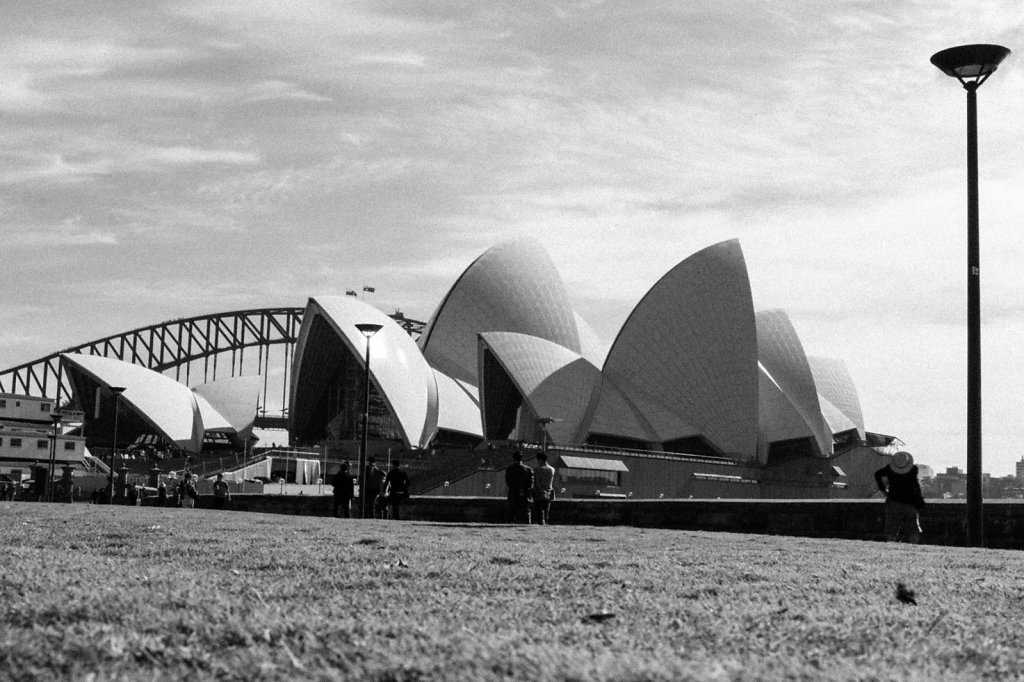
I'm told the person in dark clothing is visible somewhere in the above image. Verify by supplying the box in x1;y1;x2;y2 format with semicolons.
505;451;535;524
157;482;167;507
332;463;354;518
533;452;556;525
875;451;925;543
212;473;231;510
382;460;410;520
363;457;387;519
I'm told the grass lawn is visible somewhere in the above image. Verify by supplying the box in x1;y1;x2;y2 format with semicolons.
3;503;1024;681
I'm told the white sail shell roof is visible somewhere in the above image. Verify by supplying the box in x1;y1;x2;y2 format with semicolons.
756;310;833;457
291;296;438;449
586;374;659;443
418;238;587;386
433;369;483;438
478;332;601;443
600;239;759;458
192;375;261;439
60;353;204;451
757;363;817;454
808;356;865;439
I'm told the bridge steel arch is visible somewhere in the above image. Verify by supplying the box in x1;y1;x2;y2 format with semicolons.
0;307;305;424
0;307;426;427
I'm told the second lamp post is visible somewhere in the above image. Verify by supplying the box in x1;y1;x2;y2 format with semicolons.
355;323;383;518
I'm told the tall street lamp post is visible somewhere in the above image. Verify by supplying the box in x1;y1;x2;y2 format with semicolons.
107;386;126;504
537;417;559;456
355;323;383;519
930;43;1011;547
46;412;62;502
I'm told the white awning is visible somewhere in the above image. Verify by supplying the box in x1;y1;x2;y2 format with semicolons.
558;456;629;472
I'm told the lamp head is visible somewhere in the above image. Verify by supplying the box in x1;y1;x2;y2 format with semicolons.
931;44;1011;87
355;323;384;338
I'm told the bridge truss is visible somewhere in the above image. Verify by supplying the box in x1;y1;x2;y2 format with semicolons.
0;307;425;426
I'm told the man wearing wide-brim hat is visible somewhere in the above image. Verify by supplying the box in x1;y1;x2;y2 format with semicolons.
874;451;925;543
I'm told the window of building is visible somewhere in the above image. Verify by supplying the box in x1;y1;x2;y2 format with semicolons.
64;441;76;451
559;456;629;488
37;440;48;449
10;438;22;447
565;468;621;487
15;401;21;407
0;399;6;408
0;437;3;446
41;403;51;412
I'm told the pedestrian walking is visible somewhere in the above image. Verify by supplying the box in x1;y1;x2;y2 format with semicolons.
179;472;198;509
382;460;410;520
874;451;925;543
505;451;534;524
533;452;556;525
332;463;354;518
363;456;387;518
212;473;231;510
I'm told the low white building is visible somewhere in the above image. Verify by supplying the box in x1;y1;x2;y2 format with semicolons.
0;393;91;480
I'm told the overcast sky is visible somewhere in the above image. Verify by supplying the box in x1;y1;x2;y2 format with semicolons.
2;1;1023;473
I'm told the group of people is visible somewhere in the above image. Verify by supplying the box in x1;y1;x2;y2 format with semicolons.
505;451;556;525
94;471;231;509
331;457;409;520
0;480;17;501
170;471;230;509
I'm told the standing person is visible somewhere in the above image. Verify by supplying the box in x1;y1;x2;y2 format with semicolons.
212;473;231;510
874;451;925;543
382;460;410;520
179;472;198;509
533;452;556;525
331;463;354;518
363;457;387;519
157;481;167;507
505;451;534;524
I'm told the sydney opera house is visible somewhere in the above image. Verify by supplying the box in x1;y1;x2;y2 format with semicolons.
7;237;901;499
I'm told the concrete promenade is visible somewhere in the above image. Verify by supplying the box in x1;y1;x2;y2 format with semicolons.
177;495;1024;549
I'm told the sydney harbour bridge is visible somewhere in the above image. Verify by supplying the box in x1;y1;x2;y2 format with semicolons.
0;307;425;430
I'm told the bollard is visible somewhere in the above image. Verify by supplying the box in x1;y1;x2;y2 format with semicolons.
148;466;162;489
116;466;130;502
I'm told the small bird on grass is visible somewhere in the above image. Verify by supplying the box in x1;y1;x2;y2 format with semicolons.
895;582;917;605
583;611;616;623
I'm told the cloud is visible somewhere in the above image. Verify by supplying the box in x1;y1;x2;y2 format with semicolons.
243;80;332;103
137;146;261;167
0;145;260;187
3;1;1024;474
2;217;119;249
0;154;112;185
352;52;427;68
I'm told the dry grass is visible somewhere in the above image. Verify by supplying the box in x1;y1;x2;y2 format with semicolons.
2;502;1024;681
